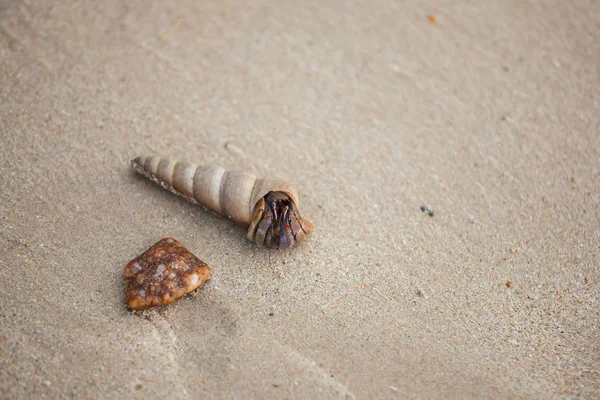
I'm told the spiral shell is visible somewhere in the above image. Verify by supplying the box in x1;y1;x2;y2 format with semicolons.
131;156;313;249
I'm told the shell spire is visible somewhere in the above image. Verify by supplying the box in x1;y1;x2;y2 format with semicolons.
131;156;313;249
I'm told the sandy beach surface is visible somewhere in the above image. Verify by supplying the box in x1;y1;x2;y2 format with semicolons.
1;1;599;398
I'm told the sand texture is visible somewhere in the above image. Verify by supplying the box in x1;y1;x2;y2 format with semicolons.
1;1;599;398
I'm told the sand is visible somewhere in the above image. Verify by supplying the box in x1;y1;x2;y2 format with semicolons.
1;1;599;398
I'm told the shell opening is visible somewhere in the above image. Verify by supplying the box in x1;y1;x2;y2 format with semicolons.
247;191;313;249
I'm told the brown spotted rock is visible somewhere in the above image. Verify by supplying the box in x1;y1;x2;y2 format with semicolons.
124;238;211;310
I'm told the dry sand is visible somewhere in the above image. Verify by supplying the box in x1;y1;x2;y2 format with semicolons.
1;1;599;398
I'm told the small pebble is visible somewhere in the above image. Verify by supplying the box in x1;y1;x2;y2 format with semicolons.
124;238;211;310
224;140;245;157
420;205;434;217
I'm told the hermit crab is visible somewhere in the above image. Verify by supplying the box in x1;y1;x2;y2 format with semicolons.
131;156;314;249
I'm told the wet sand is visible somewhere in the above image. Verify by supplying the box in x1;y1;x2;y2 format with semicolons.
1;1;599;398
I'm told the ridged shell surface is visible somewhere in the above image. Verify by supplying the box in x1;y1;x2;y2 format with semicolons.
132;156;299;226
